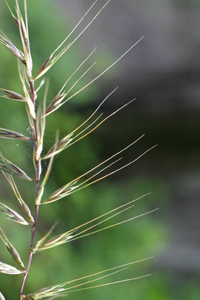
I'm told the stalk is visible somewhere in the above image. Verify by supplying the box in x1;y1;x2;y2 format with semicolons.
20;79;41;297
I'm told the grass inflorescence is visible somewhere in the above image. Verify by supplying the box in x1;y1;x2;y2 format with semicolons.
0;1;157;299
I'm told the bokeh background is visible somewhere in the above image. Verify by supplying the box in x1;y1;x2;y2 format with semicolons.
0;0;200;299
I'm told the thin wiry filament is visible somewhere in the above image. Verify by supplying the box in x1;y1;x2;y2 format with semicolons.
59;47;97;95
70;97;134;147
67;274;151;293
51;0;100;56
65;193;150;236
70;208;159;242
66;88;118;137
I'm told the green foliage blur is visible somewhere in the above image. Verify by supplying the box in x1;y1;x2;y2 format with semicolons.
1;1;199;300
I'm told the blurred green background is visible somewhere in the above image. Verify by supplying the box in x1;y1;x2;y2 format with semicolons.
0;0;200;299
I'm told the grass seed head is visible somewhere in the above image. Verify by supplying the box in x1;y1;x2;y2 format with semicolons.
0;262;26;275
0;202;30;225
0;31;25;63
